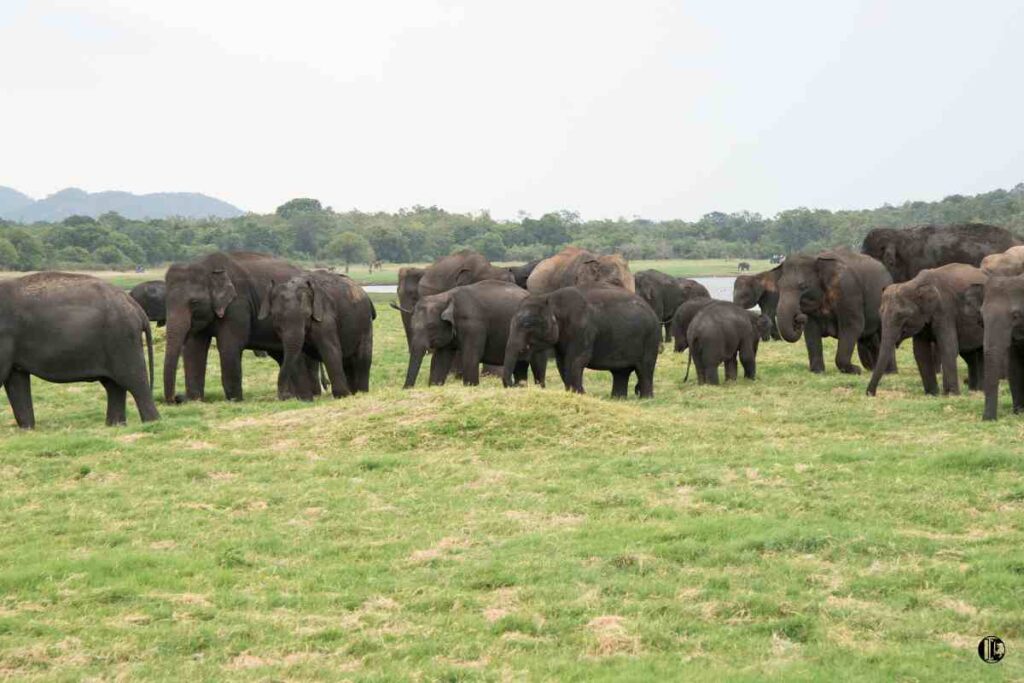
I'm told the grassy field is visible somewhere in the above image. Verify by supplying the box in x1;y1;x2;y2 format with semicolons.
1;286;1022;680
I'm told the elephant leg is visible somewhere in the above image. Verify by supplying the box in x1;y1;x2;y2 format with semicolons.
724;355;738;381
304;356;322;397
4;369;34;429
565;347;590;394
110;353;160;423
215;332;246;401
530;352;547;387
663;322;672;343
636;357;655;399
1010;349;1024;414
319;341;351;399
834;324;861;374
450;350;463;379
740;339;757;380
966;349;984;391
856;335;878;372
429;348;455;386
610;369;630;398
703;361;719;385
912;335;939;396
459;339;484;386
513;361;528;384
183;335;211;401
555;352;569;388
354;336;373;393
101;378;128;426
803;318;826;373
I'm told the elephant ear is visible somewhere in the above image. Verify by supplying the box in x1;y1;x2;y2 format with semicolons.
913;281;942;315
309;280;327;322
210;268;237;318
454;268;473;287
577;258;601;286
440;296;456;328
815;254;844;289
257;280;275;321
881;243;899;273
961;283;986;325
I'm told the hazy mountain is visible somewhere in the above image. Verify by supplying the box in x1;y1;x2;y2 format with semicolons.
0;186;245;222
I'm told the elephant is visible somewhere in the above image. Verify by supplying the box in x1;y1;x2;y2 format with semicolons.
634;269;710;341
392;266;425;351
418;249;514;297
774;248;893;374
129;280;167;326
503;285;660;398
259;271;375;401
686;301;771;384
981;245;1024;276
968;275;1024;420
733;270;781;340
507;259;541;289
866;264;986;397
526;246;635;295
862;223;1019;283
0;272;159;428
669;297;715;352
403;280;544;388
163;251;320;403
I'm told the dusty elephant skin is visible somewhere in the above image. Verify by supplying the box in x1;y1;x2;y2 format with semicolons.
774;248;893;375
503;285;659;398
634;269;709;341
866;263;987;397
861;222;1019;283
403;280;544;388
686;301;771;385
259;271;375;401
526;246;635;295
0;272;159;428
163;251;320;404
129;280;167;326
981;245;1024;277
733;269;781;340
417;249;514;297
970;275;1024;421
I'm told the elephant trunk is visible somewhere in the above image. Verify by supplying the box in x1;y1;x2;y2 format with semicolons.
982;326;1010;420
866;325;899;396
279;331;309;400
162;311;190;403
404;341;427;389
502;336;525;387
776;293;806;343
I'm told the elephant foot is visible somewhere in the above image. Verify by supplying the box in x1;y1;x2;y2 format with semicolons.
809;367;825;374
169;394;187;405
1014;405;1024;415
838;365;862;375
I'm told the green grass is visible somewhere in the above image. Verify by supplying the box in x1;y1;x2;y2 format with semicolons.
1;290;1022;680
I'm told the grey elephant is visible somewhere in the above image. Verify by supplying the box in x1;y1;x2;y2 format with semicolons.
418;249;514;297
774;249;893;374
129;280;167;326
507;259;541;289
392;266;425;351
503;285;660;398
732;270;781;340
862;223;1019;283
259;271;375;401
634;269;710;341
866;263;986;397
403;280;544;388
526;246;635;294
967;275;1024;420
686;301;771;384
0;272;159;428
669;297;715;352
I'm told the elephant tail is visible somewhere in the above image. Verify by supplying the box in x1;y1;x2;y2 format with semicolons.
683;348;692;383
144;321;155;390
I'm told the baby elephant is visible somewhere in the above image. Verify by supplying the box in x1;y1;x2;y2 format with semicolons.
504;285;660;398
259;271;375;400
686;300;771;385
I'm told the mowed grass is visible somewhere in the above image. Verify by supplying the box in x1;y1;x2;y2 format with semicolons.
1;292;1023;681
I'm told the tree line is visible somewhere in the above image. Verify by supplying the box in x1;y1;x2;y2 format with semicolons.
2;185;1024;271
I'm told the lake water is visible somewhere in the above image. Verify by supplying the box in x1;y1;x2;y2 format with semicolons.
365;276;738;300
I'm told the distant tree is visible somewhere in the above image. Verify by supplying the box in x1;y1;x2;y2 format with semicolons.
6;229;44;270
323;232;374;273
0;237;18;269
276;198;323;219
94;245;127;266
55;246;90;264
63;215;97;227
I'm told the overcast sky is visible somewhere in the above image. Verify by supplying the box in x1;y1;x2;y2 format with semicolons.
3;1;1024;219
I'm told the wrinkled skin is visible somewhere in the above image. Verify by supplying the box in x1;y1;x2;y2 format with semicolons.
163;251;320;403
504;285;659;398
862;223;1019;283
775;248;893;374
526;246;635;295
129;280;167;326
0;272;159;428
404;280;544;388
686;301;770;384
635;270;710;341
391;267;425;351
733;270;781;340
866;264;986;397
670;297;715;353
967;276;1024;420
418;249;514;297
507;259;541;289
981;245;1024;277
259;271;375;401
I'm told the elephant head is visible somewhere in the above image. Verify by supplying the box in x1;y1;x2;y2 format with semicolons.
865;279;940;395
162;255;239;403
634;273;663;319
403;292;457;388
774;253;841;343
733;274;765;309
862;228;907;281
974;276;1024;419
503;294;560;386
981;246;1024;277
575;254;635;292
748;312;772;342
258;276;327;399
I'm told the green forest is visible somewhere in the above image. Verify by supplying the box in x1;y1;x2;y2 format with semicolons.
2;185;1024;271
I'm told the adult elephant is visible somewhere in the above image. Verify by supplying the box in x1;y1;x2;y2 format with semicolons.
129;280;167;326
862;223;1019;283
0;272;159;428
391;267;425;351
507;259;541;289
634;269;709;341
775;248;893;374
526;246;635;295
981;245;1024;276
969;276;1024;420
732;270;781;340
163;251;318;403
866;264;986;397
418;249;514;297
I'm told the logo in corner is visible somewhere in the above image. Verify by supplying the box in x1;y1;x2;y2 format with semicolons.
978;636;1005;663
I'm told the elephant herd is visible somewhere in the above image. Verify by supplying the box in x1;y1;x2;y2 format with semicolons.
4;222;1024;428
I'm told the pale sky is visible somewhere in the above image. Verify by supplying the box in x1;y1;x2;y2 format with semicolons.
3;1;1024;219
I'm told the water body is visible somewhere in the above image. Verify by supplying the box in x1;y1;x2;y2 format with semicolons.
364;276;738;299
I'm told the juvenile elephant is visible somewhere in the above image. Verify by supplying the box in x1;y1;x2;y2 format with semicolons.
418;249;514;297
866;264;986;397
259;271;375;400
404;280;544;388
981;245;1024;276
507;259;541;289
775;249;893;374
732;270;781;340
862;223;1019;282
0;272;159;428
687;301;771;384
526;246;635;295
503;285;660;398
392;266;425;351
969;276;1024;420
129;280;167;326
635;269;710;341
669;297;715;352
